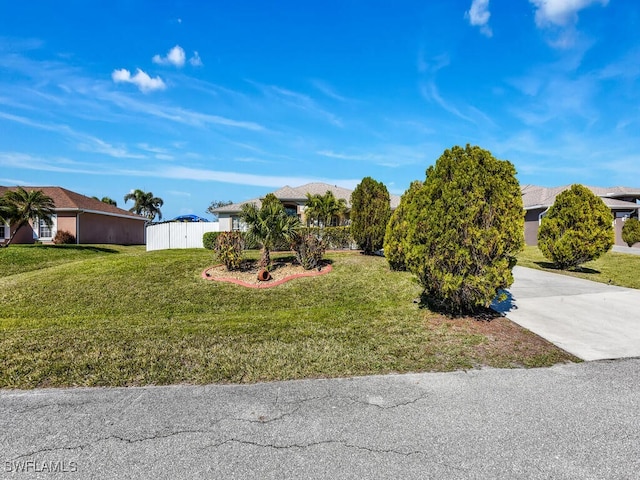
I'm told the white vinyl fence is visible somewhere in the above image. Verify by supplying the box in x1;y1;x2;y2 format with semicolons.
146;222;220;251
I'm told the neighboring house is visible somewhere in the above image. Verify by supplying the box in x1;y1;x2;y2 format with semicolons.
212;182;401;232
522;185;640;247
0;186;147;245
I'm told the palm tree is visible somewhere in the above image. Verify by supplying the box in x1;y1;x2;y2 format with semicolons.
0;187;56;247
241;193;300;268
92;196;117;207
305;191;347;228
304;193;323;227
124;189;163;221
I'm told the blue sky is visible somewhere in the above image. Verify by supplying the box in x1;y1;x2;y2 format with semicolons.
1;0;638;220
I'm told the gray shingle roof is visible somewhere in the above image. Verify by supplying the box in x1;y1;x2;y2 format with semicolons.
522;184;640;210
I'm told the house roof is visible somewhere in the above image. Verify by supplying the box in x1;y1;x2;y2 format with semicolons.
522;184;640;210
0;186;148;221
211;182;402;214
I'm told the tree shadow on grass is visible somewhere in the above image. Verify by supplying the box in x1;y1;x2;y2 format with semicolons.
533;261;600;275
569;266;601;274
417;292;502;322
27;245;120;254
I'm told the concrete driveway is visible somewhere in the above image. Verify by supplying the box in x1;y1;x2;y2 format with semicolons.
494;266;640;361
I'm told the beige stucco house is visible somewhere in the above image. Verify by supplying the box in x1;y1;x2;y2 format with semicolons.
0;186;147;245
522;185;640;247
212;182;401;232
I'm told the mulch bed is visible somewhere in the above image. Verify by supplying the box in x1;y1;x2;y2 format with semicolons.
202;258;332;288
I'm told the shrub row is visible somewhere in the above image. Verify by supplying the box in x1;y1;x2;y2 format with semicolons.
204;227;354;252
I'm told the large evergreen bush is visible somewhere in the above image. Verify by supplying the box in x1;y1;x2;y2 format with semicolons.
404;145;524;313
538;184;614;269
350;177;391;255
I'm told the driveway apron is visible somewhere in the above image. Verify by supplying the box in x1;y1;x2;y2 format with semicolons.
494;266;640;361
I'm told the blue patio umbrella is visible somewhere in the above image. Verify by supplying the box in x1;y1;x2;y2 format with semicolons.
172;214;210;222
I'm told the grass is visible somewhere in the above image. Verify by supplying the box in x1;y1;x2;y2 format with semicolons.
0;245;577;389
517;246;640;290
0;243;127;277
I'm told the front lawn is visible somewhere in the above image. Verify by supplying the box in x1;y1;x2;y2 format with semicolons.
517;246;640;289
0;246;577;388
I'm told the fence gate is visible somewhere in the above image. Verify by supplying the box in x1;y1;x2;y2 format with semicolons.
146;222;220;251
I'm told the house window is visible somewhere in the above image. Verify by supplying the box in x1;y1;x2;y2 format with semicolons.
37;215;56;239
0;224;5;239
39;219;53;238
283;204;297;217
231;216;247;232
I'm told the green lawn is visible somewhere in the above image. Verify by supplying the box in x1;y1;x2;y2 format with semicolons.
517;246;640;289
0;245;576;389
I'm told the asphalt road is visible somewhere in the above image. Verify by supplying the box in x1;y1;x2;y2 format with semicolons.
2;359;639;479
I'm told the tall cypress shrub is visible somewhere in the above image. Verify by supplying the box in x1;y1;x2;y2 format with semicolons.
404;145;524;313
350;177;391;255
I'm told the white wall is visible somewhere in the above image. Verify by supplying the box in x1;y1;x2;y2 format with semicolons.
218;216;232;232
146;222;220;251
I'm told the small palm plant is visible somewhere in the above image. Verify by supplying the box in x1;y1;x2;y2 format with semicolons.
241;194;301;268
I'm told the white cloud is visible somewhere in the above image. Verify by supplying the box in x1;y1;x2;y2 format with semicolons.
0;152;360;189
529;0;609;27
466;0;493;37
420;82;475;123
311;80;347;102
251;81;344;127
77;136;146;159
189;51;203;67
417;51;450;74
111;68;166;93
152;45;186;68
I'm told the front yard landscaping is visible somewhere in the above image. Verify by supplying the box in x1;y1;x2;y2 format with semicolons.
0;245;577;389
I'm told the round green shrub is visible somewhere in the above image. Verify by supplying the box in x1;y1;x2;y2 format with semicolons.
538;184;614;269
622;218;640;247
